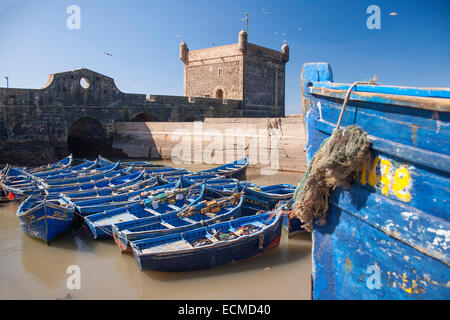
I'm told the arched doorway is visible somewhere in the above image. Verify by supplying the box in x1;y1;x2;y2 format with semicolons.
215;89;223;99
67;117;109;157
130;113;160;122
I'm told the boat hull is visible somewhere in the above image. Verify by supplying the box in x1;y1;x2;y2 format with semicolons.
132;213;282;272
302;62;450;300
17;201;74;243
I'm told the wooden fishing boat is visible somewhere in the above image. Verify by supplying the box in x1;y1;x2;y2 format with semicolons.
275;199;305;237
45;171;145;195
72;180;177;216
197;157;249;180
112;192;244;253
17;196;75;244
130;209;283;271
42;160;117;182
302;62;450;299
85;184;206;239
97;155;166;169
243;184;295;211
181;176;256;195
21;154;73;174
41;162;121;186
157;170;193;184
59;174;159;204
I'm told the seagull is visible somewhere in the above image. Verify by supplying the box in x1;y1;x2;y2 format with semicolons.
103;52;113;57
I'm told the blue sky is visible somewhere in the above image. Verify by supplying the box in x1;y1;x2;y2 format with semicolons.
0;0;449;114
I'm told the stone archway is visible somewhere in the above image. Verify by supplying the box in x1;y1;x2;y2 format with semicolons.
67;117;109;157
130;113;160;122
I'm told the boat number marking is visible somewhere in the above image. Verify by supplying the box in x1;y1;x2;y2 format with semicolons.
359;156;412;202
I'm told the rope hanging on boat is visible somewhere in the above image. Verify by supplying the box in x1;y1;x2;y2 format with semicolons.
334;76;378;132
292;125;371;232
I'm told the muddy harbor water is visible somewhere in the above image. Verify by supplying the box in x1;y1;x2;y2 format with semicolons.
0;161;311;299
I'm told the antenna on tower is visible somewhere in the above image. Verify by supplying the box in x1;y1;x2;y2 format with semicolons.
245;12;248;33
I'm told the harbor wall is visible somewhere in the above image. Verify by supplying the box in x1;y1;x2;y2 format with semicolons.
112;115;307;172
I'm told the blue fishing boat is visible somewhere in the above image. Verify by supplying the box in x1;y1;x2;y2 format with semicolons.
97;155;166;169
59;175;159;204
181;176;251;193
157;170;193;184
42;160;118;182
17;196;75;244
44;171;145;195
274;199;305;237
42;161;121;186
72;180;178;216
22;154;73;174
85;184;206;239
112;192;244;252
197;157;249;180
301;62;450;299
130;209;283;271
243;184;295;211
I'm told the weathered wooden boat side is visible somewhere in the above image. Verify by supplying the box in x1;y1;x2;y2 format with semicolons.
131;210;283;272
302;62;450;299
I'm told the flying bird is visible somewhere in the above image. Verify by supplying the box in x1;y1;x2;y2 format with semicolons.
389;12;398;16
297;27;303;31
103;52;113;57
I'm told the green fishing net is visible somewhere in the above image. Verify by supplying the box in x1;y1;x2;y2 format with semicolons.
293;125;371;232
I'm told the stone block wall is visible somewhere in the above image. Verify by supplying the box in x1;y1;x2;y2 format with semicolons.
113;116;307;172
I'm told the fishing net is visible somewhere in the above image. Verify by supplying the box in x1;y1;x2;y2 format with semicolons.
292;125;371;232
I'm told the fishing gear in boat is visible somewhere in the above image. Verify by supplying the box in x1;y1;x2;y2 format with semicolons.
177;191;243;218
141;182;203;207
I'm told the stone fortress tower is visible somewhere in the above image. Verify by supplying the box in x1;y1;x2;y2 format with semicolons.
180;30;289;115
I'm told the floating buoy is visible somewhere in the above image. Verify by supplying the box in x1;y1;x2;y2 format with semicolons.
8;192;14;200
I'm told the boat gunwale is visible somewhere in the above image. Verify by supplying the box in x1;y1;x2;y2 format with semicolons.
308;86;450;112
